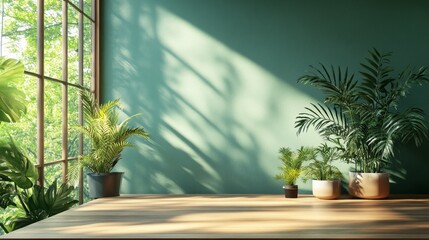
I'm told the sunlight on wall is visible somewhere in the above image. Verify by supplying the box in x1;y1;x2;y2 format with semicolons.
108;2;323;193
145;7;320;190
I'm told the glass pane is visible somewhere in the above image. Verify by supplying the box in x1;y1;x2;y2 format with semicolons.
67;6;79;86
69;160;79;200
83;125;91;156
83;17;93;89
84;0;93;19
44;0;63;80
44;80;63;162
0;75;38;164
82;168;90;202
44;163;63;186
0;0;38;73
69;0;81;10
68;86;80;158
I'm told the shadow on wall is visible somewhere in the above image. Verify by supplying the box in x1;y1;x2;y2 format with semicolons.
101;0;429;194
102;0;322;194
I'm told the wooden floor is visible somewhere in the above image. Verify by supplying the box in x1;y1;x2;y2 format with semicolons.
2;194;429;239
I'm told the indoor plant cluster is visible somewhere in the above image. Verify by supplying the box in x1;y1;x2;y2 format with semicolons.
277;49;429;199
275;144;343;199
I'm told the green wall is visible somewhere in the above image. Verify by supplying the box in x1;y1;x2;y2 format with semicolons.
101;0;429;194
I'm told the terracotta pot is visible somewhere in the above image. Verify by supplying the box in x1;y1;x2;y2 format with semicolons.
348;172;389;199
312;180;341;200
87;172;124;199
283;185;298;198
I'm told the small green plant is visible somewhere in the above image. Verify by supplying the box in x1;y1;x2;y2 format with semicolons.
275;147;316;185
302;143;343;182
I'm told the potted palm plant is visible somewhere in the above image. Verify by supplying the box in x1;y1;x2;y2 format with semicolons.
295;49;428;199
275;146;316;198
302;143;343;200
74;91;149;198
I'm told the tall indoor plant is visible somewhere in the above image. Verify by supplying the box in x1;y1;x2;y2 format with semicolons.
295;49;428;198
74;91;149;198
275;146;316;198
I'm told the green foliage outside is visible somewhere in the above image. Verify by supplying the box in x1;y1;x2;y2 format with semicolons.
275;147;316;186
296;49;429;173
1;0;94;235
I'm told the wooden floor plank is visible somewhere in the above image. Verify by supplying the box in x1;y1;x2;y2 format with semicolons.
1;194;428;239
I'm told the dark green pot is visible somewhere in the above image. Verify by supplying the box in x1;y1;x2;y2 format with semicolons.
87;172;124;199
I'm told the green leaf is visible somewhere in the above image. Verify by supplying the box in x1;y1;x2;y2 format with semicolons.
0;138;38;189
0;57;26;123
0;182;17;209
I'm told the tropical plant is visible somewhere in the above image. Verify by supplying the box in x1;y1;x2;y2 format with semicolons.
0;138;78;234
295;49;429;173
275;147;316;185
302;143;343;182
72;91;149;175
0;57;26;123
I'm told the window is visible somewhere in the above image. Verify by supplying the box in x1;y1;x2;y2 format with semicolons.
0;0;99;204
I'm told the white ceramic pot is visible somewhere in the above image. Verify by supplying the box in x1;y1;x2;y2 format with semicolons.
348;172;389;199
312;180;341;200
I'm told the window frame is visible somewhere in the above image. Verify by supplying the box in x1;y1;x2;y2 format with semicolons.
22;0;99;205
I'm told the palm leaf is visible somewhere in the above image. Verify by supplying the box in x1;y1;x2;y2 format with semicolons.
295;103;347;138
398;108;428;146
298;64;357;107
